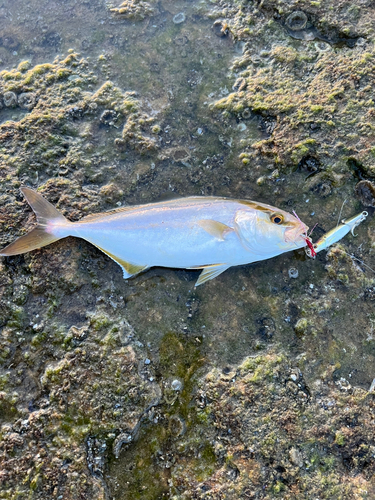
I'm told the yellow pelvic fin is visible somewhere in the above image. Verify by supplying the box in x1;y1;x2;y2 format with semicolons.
189;263;230;286
93;245;148;279
197;219;233;241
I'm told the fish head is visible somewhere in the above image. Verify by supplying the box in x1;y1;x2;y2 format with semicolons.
236;201;309;255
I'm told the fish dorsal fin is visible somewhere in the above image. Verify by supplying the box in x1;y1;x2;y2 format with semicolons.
197;219;233;241
187;263;230;286
80;205;135;223
91;243;148;279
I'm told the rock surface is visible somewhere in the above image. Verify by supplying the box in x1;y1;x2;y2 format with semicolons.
0;0;375;498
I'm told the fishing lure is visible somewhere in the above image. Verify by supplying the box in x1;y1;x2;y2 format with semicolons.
305;211;368;258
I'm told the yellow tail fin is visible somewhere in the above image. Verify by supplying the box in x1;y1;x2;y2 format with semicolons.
0;187;69;256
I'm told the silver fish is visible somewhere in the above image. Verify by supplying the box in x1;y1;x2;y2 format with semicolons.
0;188;310;286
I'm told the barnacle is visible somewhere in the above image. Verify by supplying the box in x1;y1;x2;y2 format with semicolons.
355;180;375;207
286;11;308;31
18;92;36;110
169;414;186;437
213;20;230;38
242;108;251;120
3;91;17;107
173;12;186;25
315;41;331;53
100;109;118;125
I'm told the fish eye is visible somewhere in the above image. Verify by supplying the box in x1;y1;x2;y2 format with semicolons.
270;213;284;225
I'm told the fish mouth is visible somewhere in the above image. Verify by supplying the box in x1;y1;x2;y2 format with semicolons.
284;222;309;245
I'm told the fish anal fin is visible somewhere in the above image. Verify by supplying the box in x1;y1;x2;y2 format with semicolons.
124;261;149;276
197;219;233;241
192;263;230;286
93;244;148;279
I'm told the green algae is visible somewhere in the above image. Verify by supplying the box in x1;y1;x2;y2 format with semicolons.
107;330;215;498
212;3;375;175
110;0;155;21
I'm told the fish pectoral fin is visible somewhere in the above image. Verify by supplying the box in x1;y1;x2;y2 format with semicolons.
93;245;148;279
197;220;233;241
189;263;230;286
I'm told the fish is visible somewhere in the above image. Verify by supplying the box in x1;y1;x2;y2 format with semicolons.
305;211;368;257
0;187;310;286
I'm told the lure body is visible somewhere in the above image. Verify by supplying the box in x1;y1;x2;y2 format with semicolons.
306;211;368;257
1;188;309;285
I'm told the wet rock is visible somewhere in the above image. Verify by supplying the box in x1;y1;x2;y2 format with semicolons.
364;286;375;301
81;39;91;50
289;447;303;467
0;34;19;50
348;158;368;180
299;155;321;177
309;177;333;198
256;317;275;341
355;180;375;207
42;32;62;48
258;115;276;135
86;436;107;477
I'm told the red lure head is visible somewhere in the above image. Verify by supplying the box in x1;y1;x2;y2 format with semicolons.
305;237;316;258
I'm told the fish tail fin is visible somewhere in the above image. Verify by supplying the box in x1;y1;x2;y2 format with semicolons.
0;187;72;256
